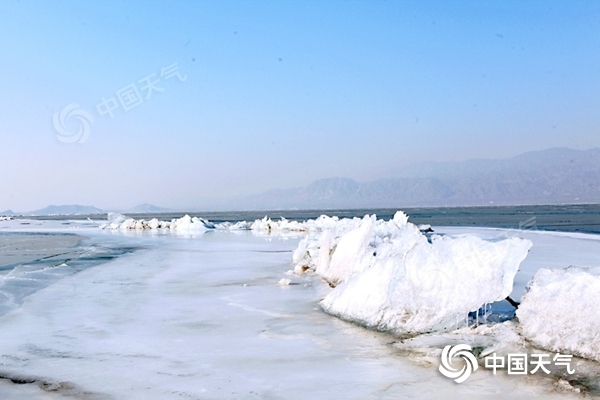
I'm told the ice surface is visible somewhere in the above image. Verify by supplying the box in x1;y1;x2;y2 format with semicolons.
1;217;600;398
0;233;83;268
0;231;449;400
0;232;136;318
517;266;600;362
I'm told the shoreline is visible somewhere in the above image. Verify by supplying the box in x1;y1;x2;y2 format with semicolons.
6;203;600;234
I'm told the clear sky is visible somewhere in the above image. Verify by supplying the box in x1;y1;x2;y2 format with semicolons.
1;0;599;211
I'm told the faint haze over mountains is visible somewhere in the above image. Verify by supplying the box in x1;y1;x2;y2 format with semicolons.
1;204;170;216
220;147;600;210
5;147;599;215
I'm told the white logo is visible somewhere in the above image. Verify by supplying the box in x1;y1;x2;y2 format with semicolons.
439;344;479;383
53;103;94;144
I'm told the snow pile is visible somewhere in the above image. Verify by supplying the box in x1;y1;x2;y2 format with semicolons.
249;215;366;235
100;213;370;235
517;266;600;362
292;212;533;336
101;213;212;231
214;221;253;230
293;212;408;276
0;216;12;221
250;216;309;233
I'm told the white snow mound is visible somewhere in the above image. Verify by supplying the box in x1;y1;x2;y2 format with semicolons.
291;211;533;335
517;266;600;362
100;213;353;234
101;213;211;231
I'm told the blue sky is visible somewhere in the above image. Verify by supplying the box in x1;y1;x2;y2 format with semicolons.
1;0;599;211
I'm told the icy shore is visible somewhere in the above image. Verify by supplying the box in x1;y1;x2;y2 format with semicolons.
101;212;380;234
2;214;600;398
101;212;600;362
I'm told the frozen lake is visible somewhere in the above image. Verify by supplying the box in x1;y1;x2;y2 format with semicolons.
0;218;598;399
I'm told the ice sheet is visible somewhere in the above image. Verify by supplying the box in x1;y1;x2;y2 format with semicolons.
0;233;83;268
0;218;598;399
0;232;430;399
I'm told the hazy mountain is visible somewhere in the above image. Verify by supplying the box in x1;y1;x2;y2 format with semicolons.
227;148;600;210
0;210;15;216
10;148;600;214
21;203;169;216
29;205;105;216
125;203;170;213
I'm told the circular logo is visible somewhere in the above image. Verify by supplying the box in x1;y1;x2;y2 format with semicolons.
439;344;479;383
53;103;94;144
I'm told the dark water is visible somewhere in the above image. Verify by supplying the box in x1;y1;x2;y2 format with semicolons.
0;233;137;317
23;203;600;234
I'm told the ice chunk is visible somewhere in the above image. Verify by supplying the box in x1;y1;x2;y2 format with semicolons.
100;212;366;237
102;212;127;229
101;214;210;231
321;235;532;335
214;221;252;230
289;211;533;336
517;266;600;362
319;215;376;285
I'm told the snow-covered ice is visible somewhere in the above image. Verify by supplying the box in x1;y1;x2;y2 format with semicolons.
518;266;600;362
321;233;531;335
1;214;599;398
102;212;213;231
291;212;532;335
0;229;449;400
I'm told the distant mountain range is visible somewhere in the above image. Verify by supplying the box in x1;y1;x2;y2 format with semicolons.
2;204;171;216
125;203;170;213
29;205;105;215
224;147;600;210
3;148;599;215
